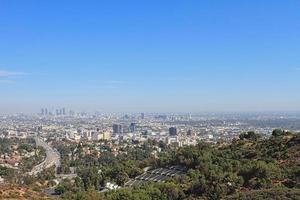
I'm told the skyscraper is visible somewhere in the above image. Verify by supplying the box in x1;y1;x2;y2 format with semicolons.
41;108;44;115
169;127;177;136
141;113;145;119
113;124;122;134
129;123;136;133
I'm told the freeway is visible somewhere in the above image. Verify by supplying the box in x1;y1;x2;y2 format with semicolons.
28;137;61;176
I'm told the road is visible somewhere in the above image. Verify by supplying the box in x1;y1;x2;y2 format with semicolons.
28;137;61;176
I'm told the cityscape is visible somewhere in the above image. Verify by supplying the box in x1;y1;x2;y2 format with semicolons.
2;110;300;147
1;0;300;200
1;110;300;198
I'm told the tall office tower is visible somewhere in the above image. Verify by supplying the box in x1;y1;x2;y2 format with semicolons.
119;125;123;134
41;108;44;115
141;113;145;119
62;108;66;115
113;124;122;134
169;127;177;136
56;109;60;116
129;123;136;133
45;108;48;115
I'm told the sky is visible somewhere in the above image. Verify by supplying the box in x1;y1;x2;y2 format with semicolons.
0;0;300;114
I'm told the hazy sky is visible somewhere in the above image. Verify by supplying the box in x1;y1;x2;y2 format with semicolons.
1;0;300;113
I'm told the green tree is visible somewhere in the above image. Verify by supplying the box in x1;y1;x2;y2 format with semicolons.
116;172;129;186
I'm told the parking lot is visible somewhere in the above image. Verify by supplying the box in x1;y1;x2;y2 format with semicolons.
125;166;186;187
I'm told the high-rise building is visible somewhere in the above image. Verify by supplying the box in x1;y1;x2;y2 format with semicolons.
41;108;44;115
141;113;145;119
44;108;48;115
113;124;122;134
169;127;177;136
129;123;136;133
37;126;42;132
62;108;66;115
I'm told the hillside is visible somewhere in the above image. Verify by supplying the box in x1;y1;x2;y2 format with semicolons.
100;130;300;199
0;184;54;200
226;188;300;200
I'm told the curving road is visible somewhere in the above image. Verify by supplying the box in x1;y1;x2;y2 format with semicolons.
28;137;61;176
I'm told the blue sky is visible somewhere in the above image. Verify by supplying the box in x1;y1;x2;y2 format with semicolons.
0;0;300;113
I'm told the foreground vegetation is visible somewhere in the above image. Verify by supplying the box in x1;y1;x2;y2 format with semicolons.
55;130;300;200
0;138;46;183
